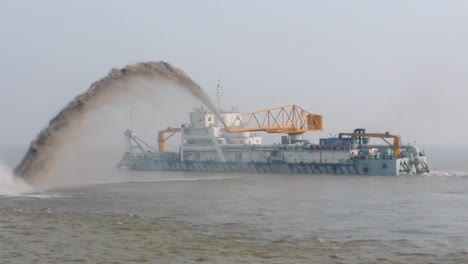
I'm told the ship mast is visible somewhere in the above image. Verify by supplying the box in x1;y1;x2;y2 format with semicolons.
216;79;223;111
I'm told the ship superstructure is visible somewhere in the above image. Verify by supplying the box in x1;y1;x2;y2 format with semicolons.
118;105;429;176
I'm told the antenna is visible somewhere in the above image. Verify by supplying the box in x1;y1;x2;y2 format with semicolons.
216;79;223;110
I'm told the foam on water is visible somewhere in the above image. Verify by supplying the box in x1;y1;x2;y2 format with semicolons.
427;170;468;177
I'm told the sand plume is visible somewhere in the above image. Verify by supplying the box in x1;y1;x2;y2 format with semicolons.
14;61;220;185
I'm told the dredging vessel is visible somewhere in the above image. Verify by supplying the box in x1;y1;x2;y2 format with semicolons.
118;104;429;176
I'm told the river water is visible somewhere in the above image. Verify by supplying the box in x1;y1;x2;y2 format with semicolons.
0;146;467;263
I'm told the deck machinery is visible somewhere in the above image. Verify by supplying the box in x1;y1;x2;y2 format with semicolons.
118;105;429;176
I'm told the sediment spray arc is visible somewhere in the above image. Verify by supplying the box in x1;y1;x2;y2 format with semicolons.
14;61;224;184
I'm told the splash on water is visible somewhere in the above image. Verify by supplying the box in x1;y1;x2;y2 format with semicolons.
0;163;31;195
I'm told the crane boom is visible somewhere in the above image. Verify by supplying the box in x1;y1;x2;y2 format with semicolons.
338;132;402;156
157;105;322;152
226;104;323;135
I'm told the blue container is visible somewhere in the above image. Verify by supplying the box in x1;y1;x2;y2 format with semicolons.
319;138;353;146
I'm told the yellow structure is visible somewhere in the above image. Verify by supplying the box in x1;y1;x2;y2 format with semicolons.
158;127;181;152
338;132;402;157
158;105;323;153
226;104;323;135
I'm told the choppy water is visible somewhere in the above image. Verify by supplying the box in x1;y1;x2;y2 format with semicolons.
1;146;468;263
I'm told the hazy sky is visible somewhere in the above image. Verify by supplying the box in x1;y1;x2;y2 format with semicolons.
1;1;468;147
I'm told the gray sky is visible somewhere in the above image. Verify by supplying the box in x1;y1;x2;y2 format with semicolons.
1;0;468;147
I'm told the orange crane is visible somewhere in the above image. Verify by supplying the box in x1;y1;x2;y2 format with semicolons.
338;131;402;157
226;104;323;135
158;105;323;152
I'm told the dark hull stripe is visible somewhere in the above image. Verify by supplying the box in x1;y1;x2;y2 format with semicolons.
129;161;377;175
